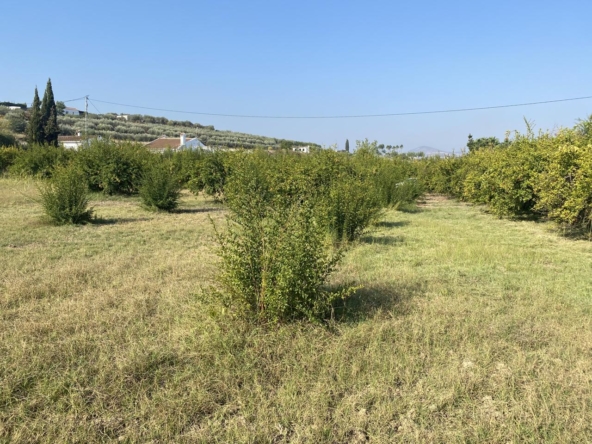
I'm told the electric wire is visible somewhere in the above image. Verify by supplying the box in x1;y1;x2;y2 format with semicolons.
62;96;88;103
88;99;102;114
90;95;592;119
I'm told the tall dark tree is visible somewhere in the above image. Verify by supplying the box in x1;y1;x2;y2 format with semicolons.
345;139;350;153
44;106;60;146
27;87;43;144
40;78;59;146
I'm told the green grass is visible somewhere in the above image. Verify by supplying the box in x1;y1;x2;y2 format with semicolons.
1;181;592;442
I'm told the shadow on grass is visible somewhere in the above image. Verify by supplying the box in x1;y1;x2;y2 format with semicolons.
173;207;224;214
360;235;405;245
397;203;422;213
510;212;544;222
331;280;427;323
552;225;592;241
375;220;410;228
92;217;152;225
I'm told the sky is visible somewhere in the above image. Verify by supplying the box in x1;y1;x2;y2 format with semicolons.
2;0;592;151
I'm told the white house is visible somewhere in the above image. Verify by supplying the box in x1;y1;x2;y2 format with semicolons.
7;106;23;111
58;133;83;149
144;134;207;153
64;107;80;116
116;114;129;121
292;145;310;154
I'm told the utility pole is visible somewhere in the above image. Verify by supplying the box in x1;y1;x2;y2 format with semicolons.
84;95;89;142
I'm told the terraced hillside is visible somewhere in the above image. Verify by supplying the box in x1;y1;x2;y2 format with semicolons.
57;112;316;149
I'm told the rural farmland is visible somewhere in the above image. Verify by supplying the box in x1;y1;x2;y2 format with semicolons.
3;0;592;441
1;125;592;441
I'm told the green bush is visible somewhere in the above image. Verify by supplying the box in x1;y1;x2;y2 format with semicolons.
536;140;592;230
215;191;352;323
0;132;17;147
325;174;382;242
168;148;205;188
416;155;465;196
9;144;72;178
39;164;94;225
139;160;182;211
75;139;151;195
0;147;19;173
189;150;229;200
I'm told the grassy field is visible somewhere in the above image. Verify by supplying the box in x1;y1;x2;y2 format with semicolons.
1;178;592;443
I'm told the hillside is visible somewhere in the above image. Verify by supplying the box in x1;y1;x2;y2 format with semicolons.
57;112;315;149
0;105;316;149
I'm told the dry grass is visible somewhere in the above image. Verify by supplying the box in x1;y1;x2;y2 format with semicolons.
1;178;592;443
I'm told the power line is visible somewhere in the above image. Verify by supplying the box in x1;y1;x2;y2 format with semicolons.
88;99;101;114
62;96;88;103
90;95;592;119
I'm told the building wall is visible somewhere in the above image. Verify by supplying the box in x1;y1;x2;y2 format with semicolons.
62;141;82;150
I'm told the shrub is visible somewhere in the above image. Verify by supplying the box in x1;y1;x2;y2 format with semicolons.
325;174;382;242
0;132;17;147
139;160;181;211
39;164;94;225
215;192;352;323
536;140;592;230
169;149;205;188
9;144;72;178
75;139;151;195
0;147;19;173
188;150;230;200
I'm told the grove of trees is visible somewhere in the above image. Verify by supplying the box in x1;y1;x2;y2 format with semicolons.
27;79;60;146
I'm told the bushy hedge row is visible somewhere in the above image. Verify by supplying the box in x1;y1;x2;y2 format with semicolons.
417;116;592;231
210;144;420;322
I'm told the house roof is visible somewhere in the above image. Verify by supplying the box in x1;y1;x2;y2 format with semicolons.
64;107;79;111
144;136;201;150
58;135;83;142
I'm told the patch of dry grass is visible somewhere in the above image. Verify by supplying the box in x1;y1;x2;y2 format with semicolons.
1;178;592;442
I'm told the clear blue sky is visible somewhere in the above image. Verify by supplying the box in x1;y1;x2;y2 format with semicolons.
3;0;591;151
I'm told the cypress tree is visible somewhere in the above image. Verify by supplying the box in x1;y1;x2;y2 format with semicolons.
44;106;59;146
27;87;43;144
40;78;59;145
345;139;350;153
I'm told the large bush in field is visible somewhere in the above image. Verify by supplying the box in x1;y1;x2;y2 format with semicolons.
139;159;181;211
535;134;592;230
0;147;19;173
215;160;352;323
39;164;94;225
324;173;382;242
9;144;72;178
167;148;205;188
416;155;466;197
460;131;579;218
75;139;151;195
188;149;230;200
